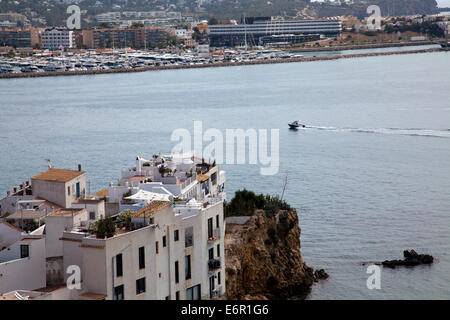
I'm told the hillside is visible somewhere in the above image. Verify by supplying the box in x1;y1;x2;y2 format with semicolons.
0;0;442;27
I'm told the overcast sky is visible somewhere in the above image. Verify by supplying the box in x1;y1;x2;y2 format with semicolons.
311;0;450;8
437;0;450;8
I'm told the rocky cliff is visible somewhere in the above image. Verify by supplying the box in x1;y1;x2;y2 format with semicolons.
224;208;315;300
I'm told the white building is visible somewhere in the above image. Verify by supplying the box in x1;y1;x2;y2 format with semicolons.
59;154;227;300
0;235;46;294
95;12;121;23
0;154;226;300
0;222;23;251
41;28;74;49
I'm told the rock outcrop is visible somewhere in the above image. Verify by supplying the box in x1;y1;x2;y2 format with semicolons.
382;250;434;268
225;208;315;300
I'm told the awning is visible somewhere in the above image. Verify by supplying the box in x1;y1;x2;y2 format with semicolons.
124;189;171;202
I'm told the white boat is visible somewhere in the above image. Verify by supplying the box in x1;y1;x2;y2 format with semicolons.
288;120;305;129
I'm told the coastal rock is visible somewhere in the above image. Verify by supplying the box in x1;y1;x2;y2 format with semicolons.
225;208;315;300
382;250;434;268
313;269;329;281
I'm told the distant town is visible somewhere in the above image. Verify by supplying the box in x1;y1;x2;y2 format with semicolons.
0;8;449;76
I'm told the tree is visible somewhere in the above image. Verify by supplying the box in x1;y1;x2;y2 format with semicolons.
208;17;219;25
95;218;116;238
131;22;144;28
99;22;112;29
118;210;134;229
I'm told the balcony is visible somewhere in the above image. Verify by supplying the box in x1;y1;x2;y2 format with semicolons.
207;228;221;243
210;286;223;299
208;258;221;271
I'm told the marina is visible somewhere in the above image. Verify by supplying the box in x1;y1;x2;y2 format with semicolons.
0;45;444;79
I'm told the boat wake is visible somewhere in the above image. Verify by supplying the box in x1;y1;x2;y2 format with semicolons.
305;126;450;138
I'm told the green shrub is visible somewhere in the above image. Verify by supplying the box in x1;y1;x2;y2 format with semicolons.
96;218;116;238
224;189;291;217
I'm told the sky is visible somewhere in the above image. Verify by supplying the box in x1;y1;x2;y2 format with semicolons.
310;0;450;8
437;0;450;8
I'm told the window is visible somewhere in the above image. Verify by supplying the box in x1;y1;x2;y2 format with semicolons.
207;218;213;239
67;186;71;196
89;211;95;220
186;284;201;300
185;255;191;280
174;229;179;241
208;248;214;260
218;272;221;285
156;241;159;254
217;244;220;257
216;214;220;228
175;291;180;300
116;254;123;277
136;277;146;295
162;235;167;247
175;261;179;283
211;172;217;185
20;244;29;258
113;285;124;300
185;226;194;247
139;246;145;269
209;276;215;298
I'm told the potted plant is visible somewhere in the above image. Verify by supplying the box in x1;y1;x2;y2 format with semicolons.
118;209;133;231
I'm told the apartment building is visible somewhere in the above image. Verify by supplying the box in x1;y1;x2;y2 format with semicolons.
82;27;168;48
41;28;74;49
31;167;86;208
0;28;42;48
208;17;342;47
0;154;226;300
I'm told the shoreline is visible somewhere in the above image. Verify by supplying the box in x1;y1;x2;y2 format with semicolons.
0;47;444;79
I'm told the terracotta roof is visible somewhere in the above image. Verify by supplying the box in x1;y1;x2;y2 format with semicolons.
48;208;86;217
21;238;42;241
133;201;171;218
79;292;106;300
89;188;108;199
34;197;62;210
0;296;18;300
7;210;47;220
197;174;210;182
0;221;24;233
32;168;85;183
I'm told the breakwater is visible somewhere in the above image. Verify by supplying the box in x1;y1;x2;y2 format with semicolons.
0;47;443;79
288;40;436;52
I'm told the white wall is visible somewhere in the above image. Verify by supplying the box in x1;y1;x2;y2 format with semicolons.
0;223;23;250
0;238;46;294
45;210;88;258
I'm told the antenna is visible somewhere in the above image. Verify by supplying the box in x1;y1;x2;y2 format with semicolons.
280;172;288;201
45;158;52;169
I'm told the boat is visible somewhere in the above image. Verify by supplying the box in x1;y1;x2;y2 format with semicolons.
288;120;305;129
